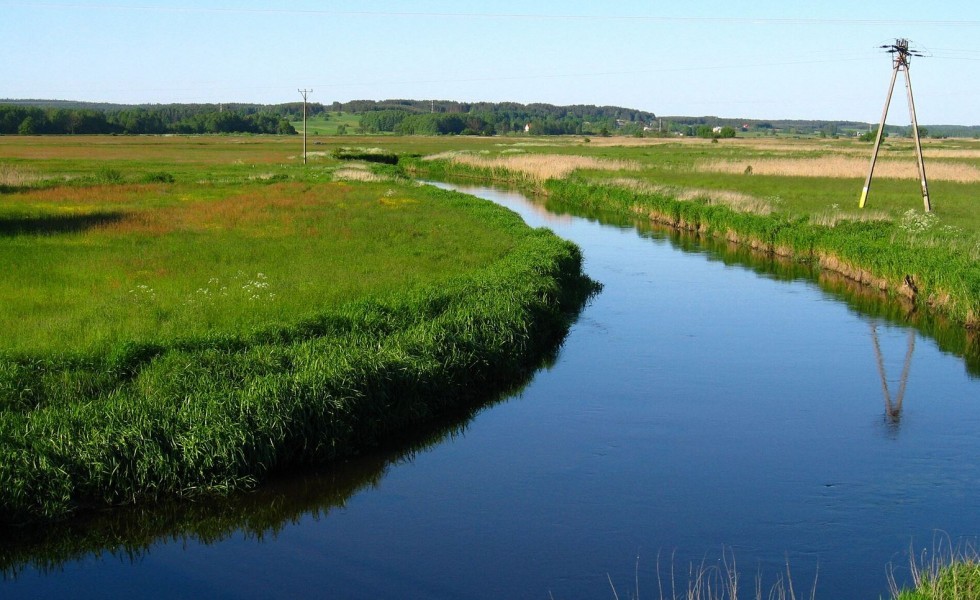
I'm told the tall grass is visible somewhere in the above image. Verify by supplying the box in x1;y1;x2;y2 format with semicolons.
0;163;42;188
697;157;980;183
889;538;980;600
605;550;818;600
425;152;639;181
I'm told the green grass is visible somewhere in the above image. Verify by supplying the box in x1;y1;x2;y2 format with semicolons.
891;541;980;600
291;112;362;135
0;136;595;522
895;563;980;600
0;180;522;354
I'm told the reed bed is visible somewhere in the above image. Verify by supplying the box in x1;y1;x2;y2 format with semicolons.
0;163;42;188
922;148;980;159
331;164;387;182
427;152;639;181
606;177;778;215
697;157;980;182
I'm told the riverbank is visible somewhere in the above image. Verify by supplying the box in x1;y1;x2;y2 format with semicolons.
0;174;594;524
407;156;980;331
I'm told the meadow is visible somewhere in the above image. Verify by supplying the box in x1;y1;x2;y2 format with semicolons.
0;135;593;522
290;112;362;135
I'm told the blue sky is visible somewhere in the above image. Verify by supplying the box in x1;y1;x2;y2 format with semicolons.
2;1;979;124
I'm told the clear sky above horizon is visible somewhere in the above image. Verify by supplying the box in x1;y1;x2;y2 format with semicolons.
2;0;979;124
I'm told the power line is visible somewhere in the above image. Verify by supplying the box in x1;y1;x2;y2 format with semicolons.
6;2;980;27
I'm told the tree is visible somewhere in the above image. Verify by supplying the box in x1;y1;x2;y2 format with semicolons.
276;118;296;135
18;116;36;135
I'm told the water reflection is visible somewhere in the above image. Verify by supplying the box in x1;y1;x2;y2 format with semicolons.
537;189;980;379
871;325;916;433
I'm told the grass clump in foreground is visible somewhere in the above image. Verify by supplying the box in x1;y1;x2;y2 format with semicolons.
0;175;595;524
891;540;980;600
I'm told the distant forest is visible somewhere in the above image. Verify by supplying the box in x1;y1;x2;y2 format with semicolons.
346;100;658;135
0;101;299;135
659;115;980;139
0;98;657;136
1;98;976;137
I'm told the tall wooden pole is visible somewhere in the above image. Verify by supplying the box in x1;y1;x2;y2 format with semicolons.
904;68;931;212
298;88;312;165
859;39;931;212
859;64;899;209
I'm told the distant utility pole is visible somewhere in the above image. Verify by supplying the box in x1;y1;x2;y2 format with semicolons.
298;88;312;165
860;38;931;212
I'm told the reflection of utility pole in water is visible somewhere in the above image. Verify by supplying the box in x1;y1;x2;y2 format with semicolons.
870;324;916;430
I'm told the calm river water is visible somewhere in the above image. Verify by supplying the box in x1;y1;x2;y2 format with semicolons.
3;183;979;599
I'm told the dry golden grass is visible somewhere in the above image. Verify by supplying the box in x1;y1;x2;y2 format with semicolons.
607;177;778;215
698;156;980;182
331;164;386;182
431;152;638;181
923;149;980;159
0;163;42;187
809;208;893;227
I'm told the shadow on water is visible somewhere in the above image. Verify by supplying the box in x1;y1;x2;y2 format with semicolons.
0;213;126;237
0;295;583;580
539;192;980;379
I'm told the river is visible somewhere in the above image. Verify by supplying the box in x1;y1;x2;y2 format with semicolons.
2;183;979;599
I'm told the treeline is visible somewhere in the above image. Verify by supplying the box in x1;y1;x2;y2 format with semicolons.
355;101;658;136
0;104;298;135
2;99;330;120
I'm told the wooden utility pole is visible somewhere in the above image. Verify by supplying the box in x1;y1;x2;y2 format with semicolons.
860;39;931;212
298;88;312;165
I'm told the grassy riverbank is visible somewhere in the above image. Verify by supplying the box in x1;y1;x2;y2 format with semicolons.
405;140;980;329
0;139;594;523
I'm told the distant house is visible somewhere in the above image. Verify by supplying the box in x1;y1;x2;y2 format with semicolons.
712;126;723;134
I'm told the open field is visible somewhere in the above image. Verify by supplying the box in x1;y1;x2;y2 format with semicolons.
0;135;593;522
290;112;361;135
